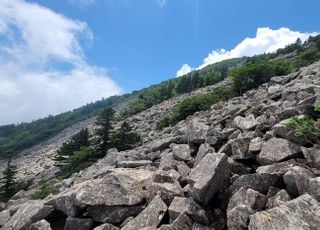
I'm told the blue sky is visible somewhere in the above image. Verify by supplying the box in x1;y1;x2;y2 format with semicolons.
0;0;319;124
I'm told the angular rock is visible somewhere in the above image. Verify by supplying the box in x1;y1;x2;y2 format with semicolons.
187;118;209;144
273;118;307;144
283;166;316;197
2;201;52;230
168;197;209;225
26;220;52;230
302;145;320;174
152;169;180;183
257;137;302;165
308;177;320;202
256;159;298;176
171;144;192;161
187;153;230;205
149;136;181;152
147;182;183;205
169;213;193;230
159;151;177;171
230;173;279;194
249;137;263;152
231;137;252;160
64;217;93;230
0;210;10;227
194;144;215;167
249;194;320;230
266;189;291;209
233;114;258;130
227;205;254;230
175;161;190;180
122;195;167;230
94;223;119;230
117;160;152;168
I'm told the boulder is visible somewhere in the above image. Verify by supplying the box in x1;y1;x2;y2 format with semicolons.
116;160;152;168
194;144;215;166
159;151;177;171
257;137;302;165
175;161;191;180
229;173;279;194
249;137;263;152
26;220;52;230
233;114;258;130
168;197;209;225
308;177;320;202
302;145;320;174
0;210;10;227
227;205;254;230
64;217;93;230
171;144;192;161
266;189;291;209
122;195;167;230
169;213;193;230
273;118;306;144
152;169;181;183
1;200;52;230
187;118;209;144
249;194;320;230
148;136;181;152
283;166;316;197
256;159;298;176
93;223;119;230
147;182;184;205
187;153;230;205
231;137;252;160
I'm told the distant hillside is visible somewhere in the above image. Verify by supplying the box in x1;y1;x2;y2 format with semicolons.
1;34;319;156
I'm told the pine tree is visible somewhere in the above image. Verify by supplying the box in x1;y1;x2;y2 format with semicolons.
0;153;17;202
95;108;115;155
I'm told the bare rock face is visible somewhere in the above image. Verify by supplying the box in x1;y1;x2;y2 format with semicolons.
257;137;302;165
249;194;320;230
187;153;230;205
2;200;53;230
122;195;167;230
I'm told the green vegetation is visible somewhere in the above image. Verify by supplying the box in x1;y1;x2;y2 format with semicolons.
157;87;233;129
0;154;17;202
285;116;320;144
30;183;57;200
315;104;320;112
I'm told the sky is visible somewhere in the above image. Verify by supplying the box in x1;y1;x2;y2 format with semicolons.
0;0;319;125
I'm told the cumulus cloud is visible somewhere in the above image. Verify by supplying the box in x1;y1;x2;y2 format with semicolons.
0;0;121;125
178;27;319;75
176;64;193;77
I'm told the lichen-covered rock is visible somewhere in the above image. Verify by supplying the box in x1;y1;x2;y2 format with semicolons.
1;200;52;230
194;143;215;167
168;197;209;225
152;169;181;183
187;153;230;205
147;181;184;205
266;189;291;209
257;137;302;165
249;137;263;152
249;194;320;230
256;159;298;176
187;118;209;144
122;195;167;230
231;137;252;160
169;213;193;230
227;205;254;230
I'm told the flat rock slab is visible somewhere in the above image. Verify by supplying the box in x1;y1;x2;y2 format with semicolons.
122;195;167;230
187;152;229;205
249;194;320;230
257;137;301;165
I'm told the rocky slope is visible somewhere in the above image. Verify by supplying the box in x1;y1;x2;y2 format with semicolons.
1;61;320;229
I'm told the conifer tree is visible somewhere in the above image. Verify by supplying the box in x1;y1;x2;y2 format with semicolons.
0;152;17;202
95;108;115;155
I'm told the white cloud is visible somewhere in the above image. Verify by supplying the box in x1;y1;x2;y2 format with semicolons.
0;0;122;125
68;0;95;7
156;0;167;7
179;27;319;72
176;64;193;77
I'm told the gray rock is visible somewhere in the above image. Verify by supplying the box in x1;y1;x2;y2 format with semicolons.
187;118;209;144
256;159;298;176
2;200;52;230
122;195;167;230
64;217;93;230
26;220;52;230
233;114;258;130
0;202;6;212
187;153;230;205
116;160;152;168
249;194;320;230
152;169;181;183
0;210;10;227
227;205;254;230
168;197;209;225
147;182;183;205
308;177;320;202
257;137;302;165
176;161;191;180
284;166;316;197
302;145;320;174
273;118;307;144
249;137;263;152
171;144;192;161
266;189;291;209
169;213;193;230
194;144;215;166
159;151;177;171
230;173;279;194
231;137;252;160
149;136;181;152
93;223;119;230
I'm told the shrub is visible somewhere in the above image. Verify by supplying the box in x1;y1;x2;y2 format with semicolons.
285;116;320;144
30;183;57;200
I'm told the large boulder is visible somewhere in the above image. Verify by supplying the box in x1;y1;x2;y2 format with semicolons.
194;143;215;167
1;201;52;230
233;114;258;130
64;217;93;230
147;182;184;205
187;153;230;205
187;118;209;144
266;189;291;209
302;145;320;174
257;137;302;165
168;197;209;225
26;220;52;230
231;137;252;160
122;195;167;230
0;210;10;227
117;160;152;168
171;144;192;161
148;136;181;152
308;177;320;202
256;159;298;176
227;205;254;230
249;194;320;230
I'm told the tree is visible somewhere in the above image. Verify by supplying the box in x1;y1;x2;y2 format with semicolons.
0;152;17;202
110;121;142;151
95;108;115;155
